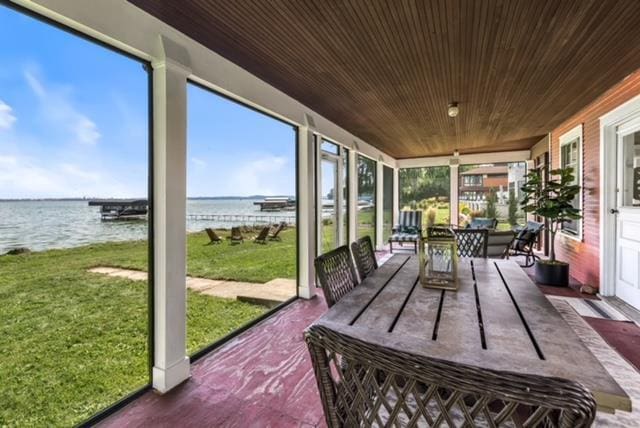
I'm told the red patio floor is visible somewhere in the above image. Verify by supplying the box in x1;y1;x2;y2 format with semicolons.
99;257;640;427
99;294;329;428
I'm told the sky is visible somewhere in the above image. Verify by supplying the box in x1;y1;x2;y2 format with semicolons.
0;5;297;199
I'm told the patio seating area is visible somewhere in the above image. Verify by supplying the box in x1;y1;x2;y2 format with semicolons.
4;0;640;426
99;253;640;427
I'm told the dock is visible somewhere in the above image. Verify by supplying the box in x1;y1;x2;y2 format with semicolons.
253;197;296;212
187;213;296;225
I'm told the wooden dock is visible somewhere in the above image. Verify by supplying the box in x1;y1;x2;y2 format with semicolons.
187;213;296;225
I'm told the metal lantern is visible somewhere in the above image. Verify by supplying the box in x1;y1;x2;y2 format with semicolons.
418;234;458;291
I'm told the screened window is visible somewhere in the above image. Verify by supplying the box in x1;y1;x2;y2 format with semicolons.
357;155;376;240
559;125;582;238
399;166;450;228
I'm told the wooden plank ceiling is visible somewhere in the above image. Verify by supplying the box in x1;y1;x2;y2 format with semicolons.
129;0;640;158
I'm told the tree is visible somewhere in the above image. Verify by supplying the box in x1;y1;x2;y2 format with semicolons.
520;167;582;262
508;189;518;226
485;188;498;219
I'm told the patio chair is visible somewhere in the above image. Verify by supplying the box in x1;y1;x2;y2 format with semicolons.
350;235;378;281
268;221;286;241
228;227;244;244
205;228;222;244
508;221;544;267
388;210;422;254
452;228;488;258
254;226;270;244
467;217;498;230
315;245;359;308
486;230;516;258
305;324;596;428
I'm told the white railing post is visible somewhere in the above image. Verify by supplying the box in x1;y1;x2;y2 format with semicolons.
348;150;358;244
297;126;316;298
450;161;459;226
393;167;400;228
376;161;384;249
151;36;191;393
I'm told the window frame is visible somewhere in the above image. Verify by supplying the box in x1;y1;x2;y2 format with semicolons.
558;124;583;241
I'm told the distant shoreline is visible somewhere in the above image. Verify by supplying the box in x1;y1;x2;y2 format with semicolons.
0;195;295;202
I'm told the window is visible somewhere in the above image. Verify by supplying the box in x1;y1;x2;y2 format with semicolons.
559;125;583;238
0;5;150;425
357;155;376;240
382;165;394;242
399;166;450;228
459;162;527;229
187;82;297;355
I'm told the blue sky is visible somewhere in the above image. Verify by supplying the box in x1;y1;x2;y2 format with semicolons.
0;5;297;199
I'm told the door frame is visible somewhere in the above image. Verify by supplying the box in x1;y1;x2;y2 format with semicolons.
599;94;640;296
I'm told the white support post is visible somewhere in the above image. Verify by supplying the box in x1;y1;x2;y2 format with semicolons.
348;150;358;244
297;127;316;299
392;167;400;226
450;163;459;226
151;36;191;393
336;152;345;246
375;161;384;249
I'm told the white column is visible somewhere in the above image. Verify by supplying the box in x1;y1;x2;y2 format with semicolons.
450;163;459;226
392;167;400;226
297;127;316;299
348;150;358;244
151;37;191;393
375;161;384;249
336;152;345;246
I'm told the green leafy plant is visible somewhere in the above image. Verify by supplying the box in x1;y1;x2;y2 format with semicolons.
508;189;519;226
485;188;498;219
520;167;581;263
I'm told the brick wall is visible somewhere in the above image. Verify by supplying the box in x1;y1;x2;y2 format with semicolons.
550;69;640;288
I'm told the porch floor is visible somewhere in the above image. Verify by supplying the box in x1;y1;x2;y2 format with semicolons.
99;255;640;428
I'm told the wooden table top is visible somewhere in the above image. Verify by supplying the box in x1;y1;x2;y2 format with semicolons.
314;255;631;413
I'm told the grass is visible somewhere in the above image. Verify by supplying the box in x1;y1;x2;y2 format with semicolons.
0;227;296;427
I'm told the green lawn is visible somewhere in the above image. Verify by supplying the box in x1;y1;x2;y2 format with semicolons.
0;228;296;427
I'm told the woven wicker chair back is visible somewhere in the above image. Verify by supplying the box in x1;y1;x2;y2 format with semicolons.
453;228;489;258
305;325;596;428
315;246;359;308
351;236;378;281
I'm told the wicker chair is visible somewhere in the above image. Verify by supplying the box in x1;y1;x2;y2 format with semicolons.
453;228;489;258
350;236;378;281
305;324;596;428
315;245;359;308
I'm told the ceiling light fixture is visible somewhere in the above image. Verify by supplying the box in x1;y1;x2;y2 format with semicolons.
453;149;460;157
448;102;459;118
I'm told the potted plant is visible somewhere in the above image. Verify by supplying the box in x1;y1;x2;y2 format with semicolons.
520;166;582;286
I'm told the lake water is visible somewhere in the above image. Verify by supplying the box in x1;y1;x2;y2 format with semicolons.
0;199;296;253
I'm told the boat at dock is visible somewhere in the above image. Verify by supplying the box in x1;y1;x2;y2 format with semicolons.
253;197;296;212
88;199;148;221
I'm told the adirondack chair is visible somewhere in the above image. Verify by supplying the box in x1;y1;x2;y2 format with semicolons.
228;227;244;244
268;221;286;241
254;226;270;244
205;228;222;244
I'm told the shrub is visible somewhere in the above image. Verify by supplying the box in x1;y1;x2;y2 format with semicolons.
426;207;437;227
508;189;519;226
486;188;498;219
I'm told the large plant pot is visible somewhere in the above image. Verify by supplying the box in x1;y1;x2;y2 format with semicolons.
535;261;569;287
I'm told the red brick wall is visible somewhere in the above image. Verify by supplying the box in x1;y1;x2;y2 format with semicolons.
550;69;640;288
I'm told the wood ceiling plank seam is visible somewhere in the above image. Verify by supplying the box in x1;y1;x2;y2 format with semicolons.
413;1;449;156
383;0;428;145
130;0;640;158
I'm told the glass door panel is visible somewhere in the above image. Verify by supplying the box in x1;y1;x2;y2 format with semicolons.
321;158;339;253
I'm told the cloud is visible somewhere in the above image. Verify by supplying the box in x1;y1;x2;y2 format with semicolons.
228;155;291;196
24;68;101;145
0;154;135;199
191;157;207;167
0;100;16;130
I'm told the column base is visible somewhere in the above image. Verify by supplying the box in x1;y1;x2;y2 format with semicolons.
298;284;316;299
152;356;190;393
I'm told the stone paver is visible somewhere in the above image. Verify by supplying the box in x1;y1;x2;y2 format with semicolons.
88;267;296;304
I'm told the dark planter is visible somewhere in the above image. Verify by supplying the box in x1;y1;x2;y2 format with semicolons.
535;261;569;287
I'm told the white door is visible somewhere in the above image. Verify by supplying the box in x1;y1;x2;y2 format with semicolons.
615;123;640;310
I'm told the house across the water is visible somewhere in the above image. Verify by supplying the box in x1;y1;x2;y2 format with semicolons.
88;199;148;221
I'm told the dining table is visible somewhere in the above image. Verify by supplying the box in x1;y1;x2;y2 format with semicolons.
312;254;632;413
